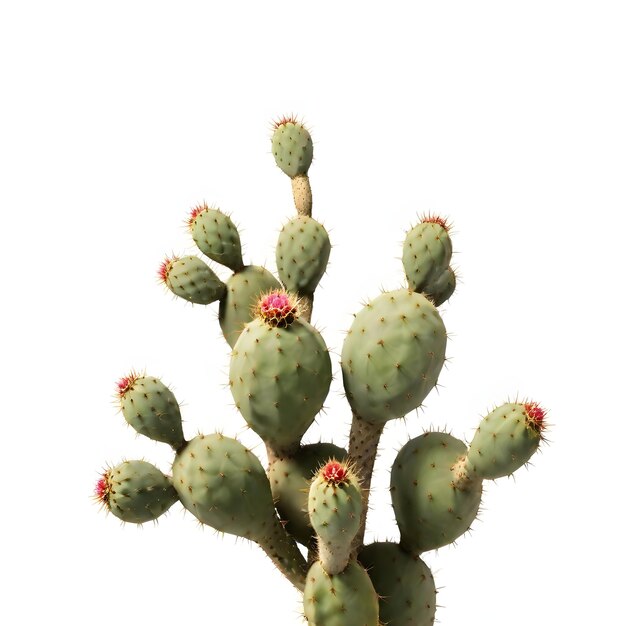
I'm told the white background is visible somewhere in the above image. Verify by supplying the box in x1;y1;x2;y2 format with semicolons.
2;1;625;624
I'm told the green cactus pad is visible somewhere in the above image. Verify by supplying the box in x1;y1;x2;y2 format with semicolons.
96;460;178;524
276;216;330;296
359;542;436;626
172;433;307;584
467;402;546;480
172;433;278;539
118;375;185;449
309;461;363;574
403;219;452;291
160;255;226;305
391;432;482;553
271;119;313;178
188;204;244;271
304;560;379;626
425;266;456;307
229;316;332;453
269;443;347;546
341;289;447;425
218;265;281;347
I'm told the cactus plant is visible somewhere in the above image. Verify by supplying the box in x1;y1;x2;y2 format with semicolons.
94;115;549;624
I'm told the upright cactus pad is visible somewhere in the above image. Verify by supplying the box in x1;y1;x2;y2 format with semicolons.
276;215;331;296
95;460;178;524
341;289;447;425
271;117;313;179
308;460;363;574
95;116;550;624
188;203;244;271
229;291;332;454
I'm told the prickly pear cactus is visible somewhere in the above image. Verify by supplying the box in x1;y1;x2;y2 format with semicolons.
94;115;549;625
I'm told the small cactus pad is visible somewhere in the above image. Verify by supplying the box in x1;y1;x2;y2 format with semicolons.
188;203;244;271
95;460;178;524
271;117;313;178
276;216;330;295
466;402;547;479
391;432;482;553
256;290;299;327
309;460;363;574
218;265;282;347
268;443;348;546
304;560;379;626
359;542;436;626
229;316;332;452
341;289;447;425
159;255;226;305
403;216;455;305
117;374;185;449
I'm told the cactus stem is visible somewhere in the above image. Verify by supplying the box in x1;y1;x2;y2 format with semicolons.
292;174;312;217
347;412;384;555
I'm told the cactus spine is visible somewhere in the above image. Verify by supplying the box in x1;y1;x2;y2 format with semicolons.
94;116;550;624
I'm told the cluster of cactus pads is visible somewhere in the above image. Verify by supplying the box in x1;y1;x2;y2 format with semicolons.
95;117;548;625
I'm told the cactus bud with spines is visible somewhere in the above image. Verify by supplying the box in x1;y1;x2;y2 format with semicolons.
276;215;331;296
95;460;178;524
308;460;362;574
95;116;550;625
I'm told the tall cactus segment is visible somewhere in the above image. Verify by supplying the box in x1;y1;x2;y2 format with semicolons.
229;291;332;456
94;116;550;625
308;460;363;575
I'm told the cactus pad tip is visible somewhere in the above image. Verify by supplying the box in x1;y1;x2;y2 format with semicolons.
187;202;210;228
255;290;299;328
157;256;177;284
94;471;111;508
524;401;547;433
419;213;451;231
272;114;305;130
116;372;140;398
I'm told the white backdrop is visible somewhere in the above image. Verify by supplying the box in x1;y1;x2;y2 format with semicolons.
2;1;625;624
